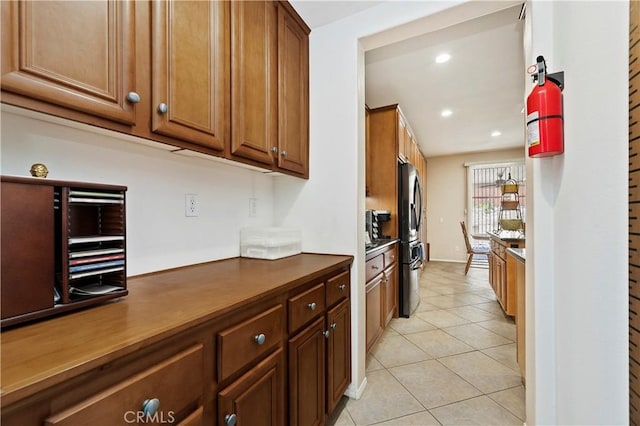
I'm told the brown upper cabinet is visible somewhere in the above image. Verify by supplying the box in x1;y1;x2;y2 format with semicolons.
366;104;427;241
0;1;137;125
276;3;310;176
1;0;310;179
150;0;228;151
230;1;278;166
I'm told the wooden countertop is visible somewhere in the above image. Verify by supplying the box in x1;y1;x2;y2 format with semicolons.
0;253;353;406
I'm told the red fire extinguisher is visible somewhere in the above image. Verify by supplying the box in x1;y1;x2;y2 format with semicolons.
526;56;564;157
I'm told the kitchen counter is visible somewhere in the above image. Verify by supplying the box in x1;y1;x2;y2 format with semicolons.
488;230;525;243
365;238;398;260
507;247;525;262
0;253;353;406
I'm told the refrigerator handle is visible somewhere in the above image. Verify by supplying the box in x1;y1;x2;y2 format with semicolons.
414;175;423;232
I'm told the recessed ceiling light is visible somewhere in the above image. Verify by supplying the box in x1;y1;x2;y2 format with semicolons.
441;109;452;117
491;130;502;137
435;53;451;64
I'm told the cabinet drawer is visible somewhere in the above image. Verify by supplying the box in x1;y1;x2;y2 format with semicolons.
326;271;350;307
365;255;383;282
45;344;204;426
383;245;397;268
218;304;284;382
289;283;325;333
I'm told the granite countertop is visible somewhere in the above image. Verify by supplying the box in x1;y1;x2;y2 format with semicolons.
365;238;398;257
507;248;526;262
488;230;526;242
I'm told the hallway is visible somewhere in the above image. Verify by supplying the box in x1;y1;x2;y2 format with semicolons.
332;262;525;425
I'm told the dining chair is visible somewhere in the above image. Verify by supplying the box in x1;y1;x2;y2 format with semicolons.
460;221;490;275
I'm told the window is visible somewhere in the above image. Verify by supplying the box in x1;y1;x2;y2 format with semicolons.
466;162;525;235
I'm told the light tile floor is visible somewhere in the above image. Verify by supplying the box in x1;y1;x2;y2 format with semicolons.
330;261;525;426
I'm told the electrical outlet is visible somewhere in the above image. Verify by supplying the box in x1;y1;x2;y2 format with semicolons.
249;198;257;217
185;194;199;217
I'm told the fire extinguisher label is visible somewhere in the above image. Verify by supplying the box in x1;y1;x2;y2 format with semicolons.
527;111;540;147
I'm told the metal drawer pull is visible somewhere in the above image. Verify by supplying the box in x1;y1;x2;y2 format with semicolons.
323;330;330;338
157;103;168;114
141;398;160;416
126;91;141;103
308;302;317;311
225;413;237;426
371;265;379;270
254;333;266;345
339;284;347;291
330;323;337;330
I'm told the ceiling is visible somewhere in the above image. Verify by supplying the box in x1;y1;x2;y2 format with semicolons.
290;1;525;158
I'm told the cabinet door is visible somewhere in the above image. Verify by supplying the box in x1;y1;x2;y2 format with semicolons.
276;3;309;177
1;182;54;319
365;275;383;353
326;299;351;415
289;317;326;426
397;115;407;162
151;0;228;151
218;348;285;426
1;1;136;124
383;263;397;327
230;1;277;166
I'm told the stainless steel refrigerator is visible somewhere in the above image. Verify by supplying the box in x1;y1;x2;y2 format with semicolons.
398;162;425;317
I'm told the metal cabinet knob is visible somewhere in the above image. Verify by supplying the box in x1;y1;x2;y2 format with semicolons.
126;91;141;103
280;150;287;157
371;265;379;270
254;333;266;345
308;302;317;311
225;413;237;426
141;398;160;416
323;330;330;338
271;146;278;154
330;323;337;330
157;103;168;114
339;284;347;291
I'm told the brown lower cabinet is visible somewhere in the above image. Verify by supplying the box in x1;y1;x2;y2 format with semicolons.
488;233;524;316
218;349;285;426
0;255;352;426
365;242;398;353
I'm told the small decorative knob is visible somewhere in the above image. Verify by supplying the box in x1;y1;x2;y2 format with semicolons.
141;398;160;416
271;146;278;154
126;91;141;103
225;413;237;426
308;302;317;311
157;103;168;114
339;284;346;291
29;163;48;178
330;323;337;330
281;150;287;157
371;265;379;270
254;333;266;345
323;330;330;338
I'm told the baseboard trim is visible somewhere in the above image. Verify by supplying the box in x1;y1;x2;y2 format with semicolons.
429;258;466;263
344;376;368;400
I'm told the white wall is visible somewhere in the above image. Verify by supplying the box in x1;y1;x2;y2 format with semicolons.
525;1;628;424
426;148;524;262
0;108;274;276
282;0;471;399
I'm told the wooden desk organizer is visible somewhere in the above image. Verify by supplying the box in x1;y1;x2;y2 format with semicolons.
1;176;128;327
